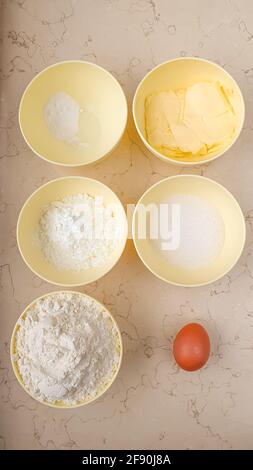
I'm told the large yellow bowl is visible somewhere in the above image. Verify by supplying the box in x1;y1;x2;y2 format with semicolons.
132;175;246;287
133;57;245;165
19;61;127;166
17;177;128;286
10;291;123;408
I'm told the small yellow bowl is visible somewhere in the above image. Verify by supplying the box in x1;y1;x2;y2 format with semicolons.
132;175;246;287
10;291;123;408
19;60;127;166
133;57;245;165
17;176;128;286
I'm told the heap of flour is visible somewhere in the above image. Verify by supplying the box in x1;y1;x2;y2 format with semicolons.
38;193;120;271
14;292;121;405
44;92;88;148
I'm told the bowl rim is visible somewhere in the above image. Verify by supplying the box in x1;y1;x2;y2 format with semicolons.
19;59;128;167
132;56;245;166
132;174;246;287
10;290;123;409
16;175;128;287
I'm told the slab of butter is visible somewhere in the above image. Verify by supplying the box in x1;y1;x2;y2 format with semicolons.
145;82;236;159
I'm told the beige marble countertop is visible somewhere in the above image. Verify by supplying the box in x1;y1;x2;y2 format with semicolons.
1;0;253;451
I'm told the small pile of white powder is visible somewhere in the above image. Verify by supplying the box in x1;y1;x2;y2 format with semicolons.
44;92;88;148
153;194;225;269
13;292;121;405
38;193;120;271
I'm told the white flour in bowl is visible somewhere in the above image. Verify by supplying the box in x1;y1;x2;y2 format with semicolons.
38;193;120;271
13;292;121;405
44;92;88;148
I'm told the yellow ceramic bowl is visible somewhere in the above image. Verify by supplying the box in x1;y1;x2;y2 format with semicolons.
133;57;245;165
132;175;245;287
10;291;123;408
17;177;128;286
19;61;127;166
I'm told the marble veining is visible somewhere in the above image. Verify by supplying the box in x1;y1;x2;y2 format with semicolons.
1;0;253;450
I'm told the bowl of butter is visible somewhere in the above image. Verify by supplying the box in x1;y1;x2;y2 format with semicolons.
133;57;245;165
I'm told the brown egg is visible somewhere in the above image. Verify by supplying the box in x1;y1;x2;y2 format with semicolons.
173;323;210;371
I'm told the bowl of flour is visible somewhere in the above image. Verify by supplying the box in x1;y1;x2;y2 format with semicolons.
19;61;127;166
17;176;128;286
10;291;123;408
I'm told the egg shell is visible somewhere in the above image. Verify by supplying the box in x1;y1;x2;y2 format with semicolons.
173;323;210;371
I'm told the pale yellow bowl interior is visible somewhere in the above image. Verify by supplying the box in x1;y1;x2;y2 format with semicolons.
133;175;245;286
10;291;123;408
17;177;128;286
19;61;127;166
133;58;245;165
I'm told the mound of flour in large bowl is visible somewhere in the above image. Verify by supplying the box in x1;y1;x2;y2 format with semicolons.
14;292;121;405
38;193;120;271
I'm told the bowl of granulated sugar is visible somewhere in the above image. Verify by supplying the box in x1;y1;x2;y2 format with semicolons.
10;291;123;408
132;175;246;287
17;176;128;287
